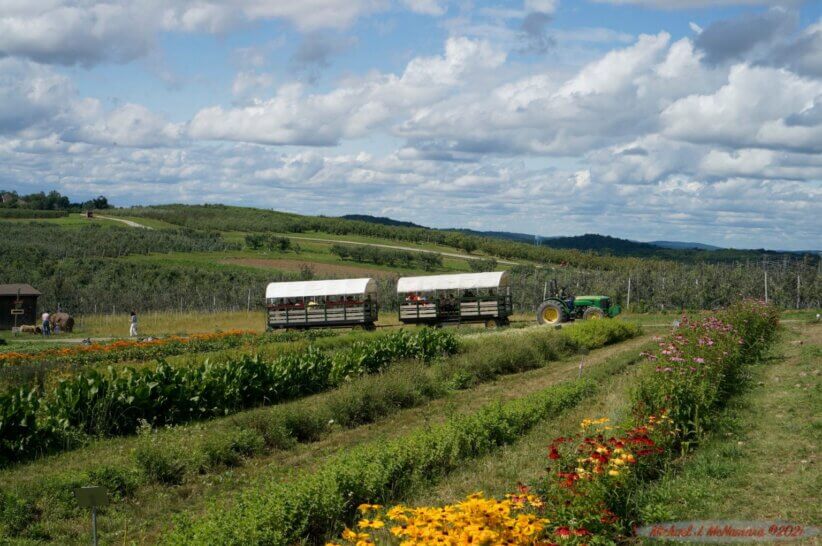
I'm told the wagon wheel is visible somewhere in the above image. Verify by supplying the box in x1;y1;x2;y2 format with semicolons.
484;319;498;329
537;301;566;325
583;307;605;320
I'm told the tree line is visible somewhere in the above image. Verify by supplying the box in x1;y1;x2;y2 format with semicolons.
0;189;110;212
330;243;443;270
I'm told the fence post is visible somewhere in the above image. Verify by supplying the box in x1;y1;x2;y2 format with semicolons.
796;273;800;309
764;270;769;304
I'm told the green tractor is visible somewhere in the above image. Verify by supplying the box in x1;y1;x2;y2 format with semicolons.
536;280;621;325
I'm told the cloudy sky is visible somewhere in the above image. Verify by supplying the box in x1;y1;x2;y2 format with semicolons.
1;0;820;249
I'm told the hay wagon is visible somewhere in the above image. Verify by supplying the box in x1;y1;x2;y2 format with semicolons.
266;278;378;330
397;271;512;327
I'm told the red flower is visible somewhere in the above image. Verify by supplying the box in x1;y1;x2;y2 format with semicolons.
573;528;592;536
548;446;561;460
555;527;571;537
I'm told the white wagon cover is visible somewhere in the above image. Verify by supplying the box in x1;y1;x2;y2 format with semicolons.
397;271;509;293
266;278;377;299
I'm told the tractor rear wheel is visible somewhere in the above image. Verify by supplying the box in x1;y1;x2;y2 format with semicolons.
583;307;605;320
537;301;566;325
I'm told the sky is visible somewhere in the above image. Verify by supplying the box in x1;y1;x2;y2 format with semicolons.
0;0;820;250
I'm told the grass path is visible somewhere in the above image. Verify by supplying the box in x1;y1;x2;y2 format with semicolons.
1;334;652;544
634;322;821;529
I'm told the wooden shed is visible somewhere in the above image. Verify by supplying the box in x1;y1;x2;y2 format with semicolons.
0;284;41;330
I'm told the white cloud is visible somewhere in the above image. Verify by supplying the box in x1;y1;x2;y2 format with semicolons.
0;58;181;148
0;0;386;66
402;0;447;16
524;0;559;14
189;37;506;145
661;64;822;152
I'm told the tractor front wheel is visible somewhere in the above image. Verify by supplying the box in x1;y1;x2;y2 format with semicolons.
537;301;567;325
583;307;605;320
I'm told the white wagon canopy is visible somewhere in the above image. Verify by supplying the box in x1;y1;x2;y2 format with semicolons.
266;278;377;300
265;278;378;330
397;271;509;294
396;271;512;326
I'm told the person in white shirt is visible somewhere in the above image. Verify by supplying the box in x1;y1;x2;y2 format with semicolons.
129;310;138;337
41;311;51;336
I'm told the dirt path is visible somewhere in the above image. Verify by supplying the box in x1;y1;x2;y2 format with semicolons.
95;215;153;229
285;235;522;265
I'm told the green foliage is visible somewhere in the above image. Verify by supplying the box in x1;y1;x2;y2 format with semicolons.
0;189;109;212
135;424;188;485
330;243;443;270
561;320;641;348
164;380;596;546
0;489;36;537
632;300;781;443
197;427;265;471
245;234;299;252
0;329;457;466
0;209;68;218
468;257;498;272
113;205;820;310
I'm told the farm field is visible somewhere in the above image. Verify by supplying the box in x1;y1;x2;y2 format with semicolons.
1;320;641;543
1;303;812;544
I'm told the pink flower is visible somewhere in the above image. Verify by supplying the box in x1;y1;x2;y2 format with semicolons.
692;357;705;364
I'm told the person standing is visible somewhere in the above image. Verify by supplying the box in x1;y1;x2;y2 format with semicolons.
41;310;51;336
129;310;138;337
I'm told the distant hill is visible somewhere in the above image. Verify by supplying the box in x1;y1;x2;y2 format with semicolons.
340;215;425;229
338;214;818;262
651;240;721;251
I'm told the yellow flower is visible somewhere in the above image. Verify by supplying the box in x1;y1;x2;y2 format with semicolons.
608;469;620;476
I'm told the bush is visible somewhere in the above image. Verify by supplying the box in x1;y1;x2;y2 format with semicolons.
0;489;37;537
86;466;139;499
198;428;265;471
134;424;188;485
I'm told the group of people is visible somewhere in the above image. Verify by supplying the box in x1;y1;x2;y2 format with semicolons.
39;309;139;337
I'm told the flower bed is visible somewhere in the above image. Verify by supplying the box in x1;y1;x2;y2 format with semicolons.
0;329;330;368
0;329;457;466
331;300;780;545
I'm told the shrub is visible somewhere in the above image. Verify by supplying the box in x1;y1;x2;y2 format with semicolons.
198;428;265;471
134;424;188;485
87;466;139;499
0;489;37;537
